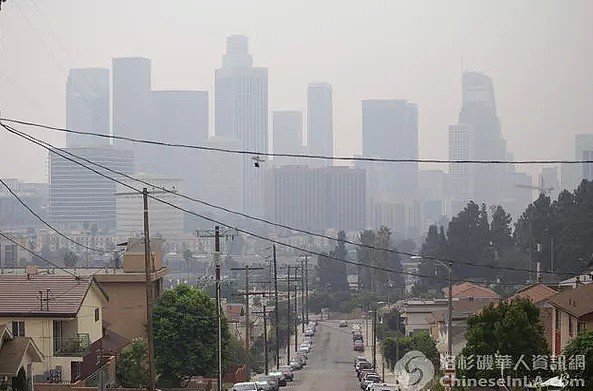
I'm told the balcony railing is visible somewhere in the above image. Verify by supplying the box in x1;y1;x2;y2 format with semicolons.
54;334;91;357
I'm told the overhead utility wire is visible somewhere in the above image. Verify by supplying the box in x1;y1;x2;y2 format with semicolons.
0;124;558;286
0;230;79;278
3;117;592;165
1;123;578;279
0;178;105;253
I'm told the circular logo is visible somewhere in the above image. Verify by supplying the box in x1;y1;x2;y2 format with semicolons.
394;350;435;390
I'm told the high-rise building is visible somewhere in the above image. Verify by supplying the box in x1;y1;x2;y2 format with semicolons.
49;146;134;232
561;134;593;191
151;90;208;195
265;166;366;232
112;57;152;172
215;35;268;216
362;99;419;200
307;83;333;167
272;111;303;167
66;68;110;147
449;124;474;213
458;71;507;205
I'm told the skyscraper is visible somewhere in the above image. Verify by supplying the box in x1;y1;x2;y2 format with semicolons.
215;35;268;216
362;99;419;200
307;82;333;167
112;57;152;172
449;123;474;212
458;71;507;204
272;111;303;167
151;90;208;195
66;68;110;147
49;146;134;232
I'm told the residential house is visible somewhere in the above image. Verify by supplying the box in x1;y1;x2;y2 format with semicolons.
0;323;43;391
443;282;500;301
547;283;593;355
86;238;169;341
0;272;108;383
508;282;558;350
398;299;449;336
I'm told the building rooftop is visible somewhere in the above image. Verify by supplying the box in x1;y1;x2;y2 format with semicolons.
509;283;557;304
443;282;500;300
0;274;106;317
547;283;593;318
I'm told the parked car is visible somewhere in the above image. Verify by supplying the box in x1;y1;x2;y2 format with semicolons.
257;376;279;391
268;371;287;387
232;382;259;391
353;340;365;352
339;320;348;327
279;365;294;381
255;381;273;391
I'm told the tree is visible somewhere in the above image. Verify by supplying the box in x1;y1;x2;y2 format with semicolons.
490;205;513;254
410;332;439;368
357;230;376;292
461;298;549;381
316;231;350;293
116;338;149;388
563;330;593;390
153;284;230;385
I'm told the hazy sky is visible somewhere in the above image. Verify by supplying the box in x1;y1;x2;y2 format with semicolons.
0;0;592;182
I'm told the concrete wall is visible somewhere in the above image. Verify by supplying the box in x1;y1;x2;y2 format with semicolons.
96;280;147;340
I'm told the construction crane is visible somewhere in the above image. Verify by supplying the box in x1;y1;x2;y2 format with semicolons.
515;175;554;196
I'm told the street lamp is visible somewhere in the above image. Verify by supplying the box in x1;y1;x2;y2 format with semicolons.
411;256;453;369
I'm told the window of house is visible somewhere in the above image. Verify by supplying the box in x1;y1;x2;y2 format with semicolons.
11;321;25;337
578;321;586;333
555;309;561;330
94;308;100;322
569;316;574;337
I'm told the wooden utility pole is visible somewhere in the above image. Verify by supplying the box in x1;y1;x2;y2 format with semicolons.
304;255;309;324
273;245;280;370
230;265;264;353
142;188;156;391
300;258;305;332
286;265;291;364
214;226;222;391
294;266;299;353
372;308;377;370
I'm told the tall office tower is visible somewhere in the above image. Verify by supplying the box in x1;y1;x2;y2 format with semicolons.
362;99;419;201
112;57;152;172
49;146;134;232
458;71;507;205
449;124;474;214
151;90;208;195
307;82;333;167
272;111;303;166
265;166;366;232
66;68;110;147
560;134;593;191
215;35;268;216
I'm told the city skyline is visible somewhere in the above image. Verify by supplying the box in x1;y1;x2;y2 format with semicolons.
0;1;591;183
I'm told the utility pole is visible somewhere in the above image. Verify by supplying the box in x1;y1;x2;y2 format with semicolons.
262;305;269;374
230;265;264;353
142;188;156;391
286;265;291;364
273;245;280;370
300;258;305;333
447;261;453;369
372;308;377;370
304;255;309;324
214;226;222;391
294;266;299;353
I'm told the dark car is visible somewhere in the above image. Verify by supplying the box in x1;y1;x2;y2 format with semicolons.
268;371;287;387
353;340;365;352
279;365;294;381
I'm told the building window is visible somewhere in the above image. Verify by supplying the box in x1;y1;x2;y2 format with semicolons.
555;309;561;330
95;308;100;322
12;321;25;337
578;321;586;334
569;316;574;337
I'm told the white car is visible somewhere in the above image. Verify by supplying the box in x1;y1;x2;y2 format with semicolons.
232;382;259;391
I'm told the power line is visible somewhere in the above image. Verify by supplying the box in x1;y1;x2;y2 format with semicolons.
0;230;79;278
0;178;105;253
0;123;579;282
3;117;593;165
0;123;573;276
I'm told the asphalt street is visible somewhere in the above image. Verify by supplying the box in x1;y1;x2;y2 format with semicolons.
283;320;363;391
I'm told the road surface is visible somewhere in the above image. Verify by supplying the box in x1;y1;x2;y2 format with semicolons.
284;320;362;391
